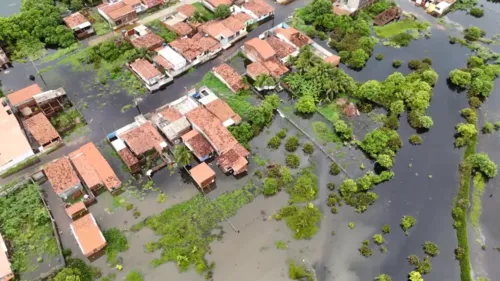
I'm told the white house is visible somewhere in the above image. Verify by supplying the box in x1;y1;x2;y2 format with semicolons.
129;59;171;91
154;46;189;77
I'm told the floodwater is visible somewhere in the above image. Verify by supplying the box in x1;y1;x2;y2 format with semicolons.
0;0;20;17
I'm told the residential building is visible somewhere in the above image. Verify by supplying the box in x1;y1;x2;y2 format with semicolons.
190;162;216;188
69;142;122;194
218;144;249;175
44;157;82;200
0;97;35;174
181;130;214;161
243;37;276;62
265;36;298;63
169;32;222;63
0;47;10;70
324;55;341;67
153;46;189;77
232;11;255;26
233;0;274;22
98;0;138;29
0;233;14;281
8;85;68;118
142;0;164;9
70;213;107;258
332;0;376;15
125;25;164;50
7;84;43;113
152;105;192;144
23;113;62;150
212;63;249;93
65;201;88;220
129;58;170;91
176;4;196;18
274;26;312;48
202;0;233;11
162;9;194;37
205;98;242;126
63;12;95;39
243;36;289;80
200;21;236;49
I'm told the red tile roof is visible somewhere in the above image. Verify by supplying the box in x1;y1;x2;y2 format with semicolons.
7;84;42;106
23;113;60;146
233;12;253;23
98;2;135;21
242;0;274;17
181;130;214;159
324;55;341;67
44;157;81;195
190;162;215;187
218;147;248;174
170;33;220;61
221;14;246;33
154;54;174;70
246;61;270;79
205;98;240;124
206;0;233;8
64;12;90;29
201;21;234;38
167;21;193;36
65;202;87;219
176;4;196;17
130;59;162;80
212;63;249;93
244;38;275;61
263;59;289;78
118;148;139;168
275;27;312;48
131;32;164;50
120;122;165;155
265;36;297;59
70;213;107;257
160;107;183;122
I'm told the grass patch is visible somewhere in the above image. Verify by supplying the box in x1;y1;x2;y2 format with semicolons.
288;259;314;281
125;270;143;281
275;203;321;240
317;102;340;123
0;183;59;274
275;240;288;250
143;182;260;272
471;172;485;230
103;228;129;265
146;20;178;43
312;121;340;143
88;9;112;36
41;43;80;63
0;156;40;179
374;19;430;39
192;2;215;21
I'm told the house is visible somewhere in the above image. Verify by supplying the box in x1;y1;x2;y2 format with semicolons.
0;233;14;281
232;12;255;26
69;142;122;194
212;63;249;93
63;12;94;39
324;55;341;67
190;162;216;188
237;0;274;22
221;13;250;38
265;36;298;63
202;0;233;11
181;130;214;161
200;21;236;49
243;37;289;79
23;113;62;150
70;213;107;258
7;84;43;113
142;0;164;9
332;0;376;15
8;85;68;118
205;98;242;126
153;46;188;76
129;58;170;91
0;97;35;174
65;201;88;220
243;37;276;62
0;47;10;70
125;25;164;50
274;26;312;48
97;0;139;29
164;20;194;37
152;105;192;144
169;32;222;63
176;4;196;18
44;157;82;199
218;144;249;175
430;0;456;16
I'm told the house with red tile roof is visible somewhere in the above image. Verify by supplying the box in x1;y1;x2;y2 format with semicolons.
181;130;214;161
154;46;189;77
65;201;88;220
202;0;233;11
274;26;312;48
0;233;14;281
190;162;216;188
7;84;43;110
243;38;289;79
23;113;62;150
129;58;170;91
176;4;196;18
232;0;274;22
212;63;249;93
200;21;235;49
44;157;82;199
265;36;298;63
169;33;222;63
124;25;164;50
97;0;139;29
70;213;107;258
243;37;276;62
205;98;242;127
64;12;94;39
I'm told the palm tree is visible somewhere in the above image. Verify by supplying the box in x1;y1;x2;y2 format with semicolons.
174;145;192;167
254;74;275;89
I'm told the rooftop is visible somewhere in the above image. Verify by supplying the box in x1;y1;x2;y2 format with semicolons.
168;21;193;36
118;147;139;168
181;130;214;159
246;61;270;79
170;95;199;115
130;59;162;80
324;55;341;66
70;213;107;257
65;202;87;218
0;233;13;281
23;113;60;146
190;162;215;187
205;98;240;125
205;0;233;8
169;33;220;61
44;157;81;195
232;12;253;23
263;59;289;78
64;12;90;29
218;147;248;174
7;84;43;106
159;107;183;122
265;36;297;59
212;63;248;93
201;21;234;38
98;1;135;20
244;37;275;61
130;32;164;50
120;122;165;155
176;4;196;17
275;27;312;48
220;14;247;33
242;0;274;17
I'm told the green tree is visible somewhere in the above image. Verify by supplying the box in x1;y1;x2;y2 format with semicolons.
467;152;498;178
263;177;279;196
376;154;393;169
174;145;192;167
400;215;416;234
449;69;472;88
126;271;143;281
339;179;357;197
254;74;275;89
70;0;84;11
468;56;484;68
422;241;440;257
229;122;254;145
469;7;484;17
285;136;300;152
295;95;316;114
375;274;392;281
333;119;353;141
373;234;385;245
214;4;231;19
463;26;485;40
347;49;369;69
421;70;439;86
419;116;434;129
390;100;405;115
55;268;82;281
409;271;423;281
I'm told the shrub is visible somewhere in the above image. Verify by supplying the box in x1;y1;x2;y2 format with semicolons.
408;60;421;70
407;254;420;266
375;274;392;281
348;222;355;229
62;248;72;258
375;53;384;60
330;162;341;175
416;256;432;274
277;129;288;139
327;182;336;190
126;271;143;281
334;120;353;141
467;153;498;178
409;134;422;145
359;244;372;257
495;121;500;130
409;271;423;281
454;247;465;260
373;234;385;245
286;154;300;169
103;228;129;264
285;136;300;152
392;60;402;68
267;136;281;149
380;246;388;253
263;177;279;196
381;224;391;234
422;57;432;65
422;241;440;257
400;216;416;235
469;96;482;108
482;122;494;134
302;142;314;154
284;204;321;239
287;169;318;203
376;154;394;169
295;95;316;114
460;108;477;124
391;32;414;47
125;203;134;211
470;7;484;17
288;260;314;281
384;115;399;129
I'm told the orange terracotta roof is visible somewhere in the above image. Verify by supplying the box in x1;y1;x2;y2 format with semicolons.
176;4;196;17
212;63;249;93
232;142;250;158
99;2;135;21
70;213;107;257
246;61;270;79
190;162;215;187
170;33;220;61
131;32;164;49
206;0;233;8
265;36;296;59
275;27;312;48
154;55;174;70
324;55;341;67
205;98;239;124
130;59;162;80
181;130;214;159
333;4;352;16
120;122;165;155
221;15;246;33
44;157;80;195
263;59;288;78
218;147;248;174
233;12;253;23
69;148;102;190
124;0;141;5
7;84;42;106
23;113;60;146
201;21;234;38
64;12;90;29
160;107;183;122
242;0;274;17
168;21;193;36
65;202;87;218
118;147;139;168
245;38;275;60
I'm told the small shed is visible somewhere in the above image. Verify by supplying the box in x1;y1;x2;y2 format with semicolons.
65;202;87;220
190;162;216;189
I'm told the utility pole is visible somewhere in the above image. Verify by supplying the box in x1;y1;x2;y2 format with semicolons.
29;57;48;88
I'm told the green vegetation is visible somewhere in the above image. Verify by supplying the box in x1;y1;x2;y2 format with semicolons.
400;215;416;235
285;136;300;152
416;256;432;274
455;123;478;147
464;26;485;41
471;173;486;233
277;129;288;139
393;60;402;68
382;224;391;234
192;2;215;22
41;43;80;63
50;108;86;136
147;20;178;42
143;183;259;272
373;234;385;245
374;19;430;47
103;228;129;265
359;240;372;257
126;270;143;281
56;258;96;281
333;120;353;141
288;260;314;281
88;10;112;36
0;183;59;273
267;136;282;149
286;154;301;169
302;142;315;154
375;273;392;281
295;95;316;114
409;134;422;145
408;254;420;265
348;222;355;229
482;122;494;134
376;53;384;60
361;128;402;160
214;4;231;19
409;271;423;281
174;145;192;167
467;153;498;178
275;240;288;250
254;74;276;90
275;203;321;240
312;122;340;143
0;155;40;178
338;171;393;212
469;7;484;17
330;162;341;175
423;241;440;257
461;108;477;124
263;177;279;196
287;168;318;203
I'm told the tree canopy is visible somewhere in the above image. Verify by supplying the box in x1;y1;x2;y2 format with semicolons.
214;4;231;19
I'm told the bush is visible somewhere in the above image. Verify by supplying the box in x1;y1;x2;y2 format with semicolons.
286;154;300;169
267;136;281;149
384;115;399;129
263;177;279;196
454;247;465;260
302;142;315;154
392;60;402;68
330;162;341;175
391;32;414;47
422;241;440;257
469;96;482;108
467;153;498;178
295;95;316;114
470;7;484;17
381;224;391;234
213;4;230;19
373;234;385;245
407;254;420;266
400;215;416;235
285;136;300;152
327;182;336;190
422;57;432;65
359;244;372;257
482;122;494;134
464;26;485;41
103;228;129;264
376;274;392;281
416;256;432;274
376;154;394;169
284;204;321;239
288;260;314;281
460;108;477;124
408;60;421;70
277;128;288;139
62;248;72;258
375;53;384;60
348;222;355;229
409;134;422;145
126;271;143;281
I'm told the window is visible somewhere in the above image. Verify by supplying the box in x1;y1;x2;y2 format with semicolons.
6;109;12;115
1;100;6;107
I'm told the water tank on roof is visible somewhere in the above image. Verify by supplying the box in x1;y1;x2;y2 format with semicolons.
162;42;167;46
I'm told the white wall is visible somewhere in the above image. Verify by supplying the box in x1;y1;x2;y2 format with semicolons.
0;149;35;174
